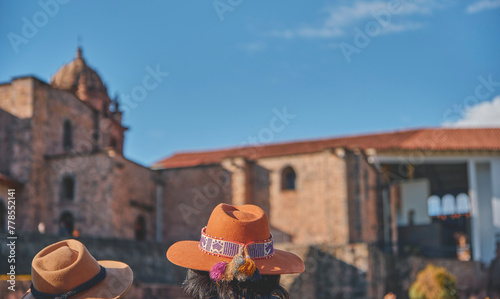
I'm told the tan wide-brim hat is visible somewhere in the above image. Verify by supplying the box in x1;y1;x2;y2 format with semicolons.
167;203;305;275
22;239;133;299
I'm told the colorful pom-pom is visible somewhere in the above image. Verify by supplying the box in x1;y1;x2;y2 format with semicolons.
238;257;256;277
233;254;245;269
224;265;235;281
209;262;227;281
213;246;260;282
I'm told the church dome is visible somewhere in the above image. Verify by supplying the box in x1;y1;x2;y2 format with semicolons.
50;48;107;94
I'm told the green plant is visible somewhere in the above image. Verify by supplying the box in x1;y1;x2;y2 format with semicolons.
408;264;459;299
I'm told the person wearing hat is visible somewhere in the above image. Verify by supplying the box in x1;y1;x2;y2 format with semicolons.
167;203;305;299
22;239;133;299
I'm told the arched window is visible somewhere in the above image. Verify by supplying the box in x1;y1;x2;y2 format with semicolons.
63;120;73;151
456;193;471;214
59;211;74;236
427;195;441;217
60;175;75;201
281;166;296;191
135;215;146;241
0;199;6;232
442;194;456;215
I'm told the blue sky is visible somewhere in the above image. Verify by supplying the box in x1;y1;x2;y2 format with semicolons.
1;0;500;166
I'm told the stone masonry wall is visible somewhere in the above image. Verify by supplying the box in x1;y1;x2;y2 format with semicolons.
0;236;488;299
0;109;31;179
0;80;33;232
0;78;34;119
256;150;349;245
33;81;96;157
21;79;98;232
221;157;249;206
345;150;383;244
45;152;115;237
277;242;383;299
0;110;16;175
385;255;489;299
248;161;271;217
0;233;187;299
160;165;232;243
111;154;157;241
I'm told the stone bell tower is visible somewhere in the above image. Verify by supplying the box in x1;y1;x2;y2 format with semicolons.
50;47;127;153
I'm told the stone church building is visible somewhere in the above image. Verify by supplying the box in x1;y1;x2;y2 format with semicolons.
1;48;500;297
0;48;155;240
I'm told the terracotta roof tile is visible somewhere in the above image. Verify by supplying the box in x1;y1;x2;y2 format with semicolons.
153;128;500;169
0;173;23;187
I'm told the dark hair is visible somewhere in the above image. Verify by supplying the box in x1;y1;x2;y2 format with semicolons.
182;269;290;299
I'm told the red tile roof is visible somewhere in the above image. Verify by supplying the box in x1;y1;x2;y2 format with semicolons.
0;174;23;187
152;128;500;169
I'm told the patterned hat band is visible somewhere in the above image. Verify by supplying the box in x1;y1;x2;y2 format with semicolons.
198;227;274;260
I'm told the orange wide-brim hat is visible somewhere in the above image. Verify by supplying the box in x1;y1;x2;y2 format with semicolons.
22;239;133;299
167;203;305;275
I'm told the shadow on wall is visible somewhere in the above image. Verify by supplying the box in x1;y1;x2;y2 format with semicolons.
161;165;234;243
287;246;368;299
249;162;270;214
250;164;295;243
0;233;187;286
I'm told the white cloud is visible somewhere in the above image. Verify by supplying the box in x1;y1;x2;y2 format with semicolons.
445;96;500;127
381;22;426;34
466;0;500;13
270;0;449;39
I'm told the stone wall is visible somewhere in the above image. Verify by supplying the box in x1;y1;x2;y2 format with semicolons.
45;152;115;237
278;242;384;299
33;82;96;156
0;78;34;119
0;77;152;239
0;232;491;299
385;255;489;299
0;105;31;235
31;78;123;156
100;117;125;153
0;233;186;299
19;79;100;233
159;165;232;243
0;107;32;180
42;151;158;241
221;157;250;206
248;161;271;217
0;110;16;175
345;150;383;244
256;150;349;245
0;234;378;299
279;243;489;299
111;154;157;241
